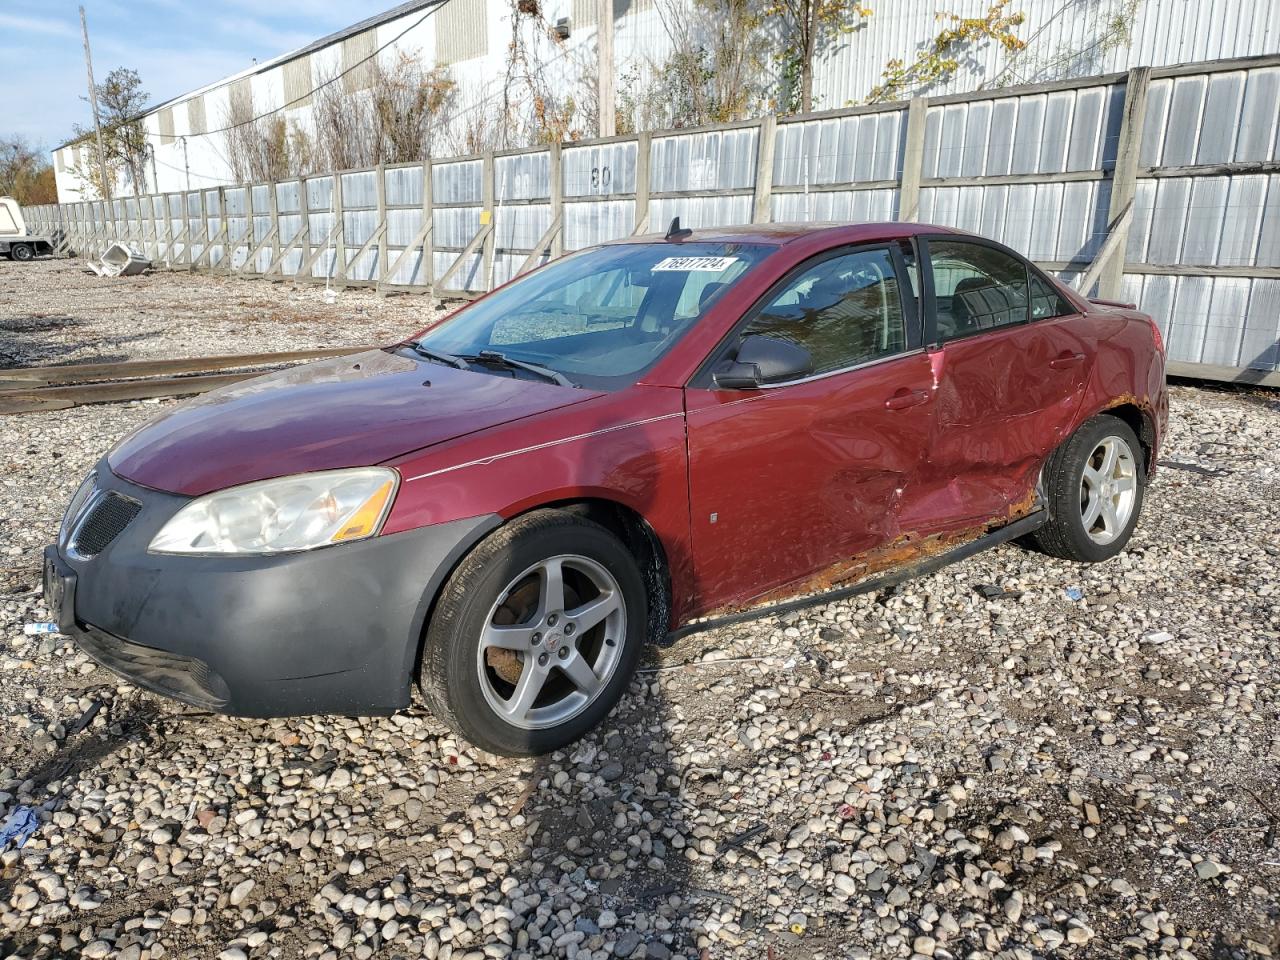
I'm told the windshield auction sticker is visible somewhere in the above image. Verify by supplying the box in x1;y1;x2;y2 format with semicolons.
652;256;739;272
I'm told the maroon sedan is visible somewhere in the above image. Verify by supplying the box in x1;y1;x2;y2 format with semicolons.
45;222;1168;755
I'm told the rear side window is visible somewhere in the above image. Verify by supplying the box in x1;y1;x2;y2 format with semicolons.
1030;273;1075;320
927;240;1029;340
741;247;907;376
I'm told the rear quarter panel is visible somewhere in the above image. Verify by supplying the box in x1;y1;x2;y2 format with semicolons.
1075;306;1168;465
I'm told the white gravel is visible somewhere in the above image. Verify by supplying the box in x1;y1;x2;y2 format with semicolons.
0;258;443;368
2;258;1279;959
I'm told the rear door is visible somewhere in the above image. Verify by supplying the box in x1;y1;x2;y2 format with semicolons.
905;236;1093;531
683;244;937;612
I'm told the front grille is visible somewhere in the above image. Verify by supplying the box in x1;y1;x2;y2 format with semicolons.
72;492;141;557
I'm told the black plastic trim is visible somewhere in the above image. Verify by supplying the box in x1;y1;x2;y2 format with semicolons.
666;508;1047;643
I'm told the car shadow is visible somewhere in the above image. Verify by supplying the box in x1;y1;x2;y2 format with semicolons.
497;405;702;958
508;670;697;958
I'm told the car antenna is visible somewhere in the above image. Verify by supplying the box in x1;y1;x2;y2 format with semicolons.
665;216;693;241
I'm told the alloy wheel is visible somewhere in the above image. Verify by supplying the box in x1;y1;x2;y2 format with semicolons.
1079;435;1138;545
476;554;626;730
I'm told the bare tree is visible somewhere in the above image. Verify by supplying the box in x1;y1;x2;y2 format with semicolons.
0;135;57;203
620;0;769;131
224;98;312;183
224;55;456;183
312;55;457;169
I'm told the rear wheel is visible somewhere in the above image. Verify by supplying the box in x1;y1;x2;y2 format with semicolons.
419;509;647;756
1033;414;1145;562
10;243;33;262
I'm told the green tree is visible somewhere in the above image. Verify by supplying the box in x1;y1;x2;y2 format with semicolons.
71;67;151;196
866;3;1026;103
763;0;873;114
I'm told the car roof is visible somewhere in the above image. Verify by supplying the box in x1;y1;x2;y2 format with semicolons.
613;221;963;247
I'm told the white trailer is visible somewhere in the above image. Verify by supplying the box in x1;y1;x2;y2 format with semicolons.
0;197;58;261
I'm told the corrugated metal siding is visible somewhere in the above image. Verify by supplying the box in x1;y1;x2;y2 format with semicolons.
230;78;253;118
772;188;898;223
342;30;377;93
562;142;637;196
1124;273;1280;370
283;55;314;109
187;96;207;136
649;128;758;191
575;0;655;27
774;110;904;186
436;0;488;64
496;152;550;201
921;83;1124;178
1131;61;1280;371
158;108;175;146
811;0;1280;108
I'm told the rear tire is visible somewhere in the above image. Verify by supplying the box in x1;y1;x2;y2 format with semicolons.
10;244;34;262
1033;414;1145;563
419;509;647;756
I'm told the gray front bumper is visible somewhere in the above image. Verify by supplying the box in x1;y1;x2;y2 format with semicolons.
49;464;499;717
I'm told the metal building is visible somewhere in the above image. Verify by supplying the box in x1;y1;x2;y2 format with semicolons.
51;0;1279;201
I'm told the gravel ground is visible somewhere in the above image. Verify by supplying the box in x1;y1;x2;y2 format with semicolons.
0;258;442;368
2;258;1279;960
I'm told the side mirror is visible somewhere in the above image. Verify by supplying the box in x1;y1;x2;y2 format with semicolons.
712;334;813;389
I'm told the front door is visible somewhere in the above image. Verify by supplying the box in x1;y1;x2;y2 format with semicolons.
684;244;937;613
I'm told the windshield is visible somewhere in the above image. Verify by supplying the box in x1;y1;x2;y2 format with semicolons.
411;242;772;390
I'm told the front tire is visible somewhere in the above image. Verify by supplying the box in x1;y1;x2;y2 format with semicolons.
10;243;34;262
419;509;647;756
1033;414;1145;563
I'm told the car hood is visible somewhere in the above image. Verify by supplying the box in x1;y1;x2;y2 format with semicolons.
108;349;600;496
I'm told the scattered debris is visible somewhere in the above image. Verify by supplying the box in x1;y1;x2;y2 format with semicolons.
66;699;103;737
23;622;58;635
1064;587;1084;601
1160;459;1230;478
1142;630;1174;644
975;582;1024;600
86;243;151;277
0;806;40;851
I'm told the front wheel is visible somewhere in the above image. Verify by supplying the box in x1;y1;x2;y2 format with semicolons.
1033;414;1146;563
419;509;647;756
10;243;34;262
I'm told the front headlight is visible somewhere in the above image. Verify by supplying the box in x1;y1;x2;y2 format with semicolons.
148;468;399;555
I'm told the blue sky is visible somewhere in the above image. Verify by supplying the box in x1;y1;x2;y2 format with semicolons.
1;1;397;149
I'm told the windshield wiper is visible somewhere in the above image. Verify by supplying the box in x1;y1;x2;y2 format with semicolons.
405;340;468;369
462;350;577;388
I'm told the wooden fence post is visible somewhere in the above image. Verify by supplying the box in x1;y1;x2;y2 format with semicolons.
297;177;312;283
898;97;930;222
753;114;777;224
1097;66;1151;299
332;171;346;284
481;151;495;291
634;132;651;234
375;163;388;282
549;143;563;259
423;158;434;290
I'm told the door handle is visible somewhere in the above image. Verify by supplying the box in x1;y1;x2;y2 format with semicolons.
884;388;930;410
1049;352;1086;369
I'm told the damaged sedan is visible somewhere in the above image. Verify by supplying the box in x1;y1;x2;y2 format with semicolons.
44;222;1168;755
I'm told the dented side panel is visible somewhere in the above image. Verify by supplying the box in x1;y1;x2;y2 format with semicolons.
683;351;937;611
905;315;1094;530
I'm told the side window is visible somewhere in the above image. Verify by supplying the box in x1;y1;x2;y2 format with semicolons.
1030;273;1075;320
741;248;907;376
927;240;1029;340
